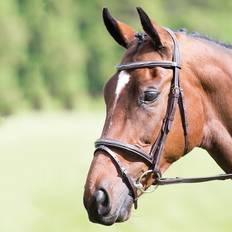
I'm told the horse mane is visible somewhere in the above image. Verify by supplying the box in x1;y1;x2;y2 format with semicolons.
176;28;232;50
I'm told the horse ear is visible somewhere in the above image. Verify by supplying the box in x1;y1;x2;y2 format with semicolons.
102;8;135;48
136;7;163;49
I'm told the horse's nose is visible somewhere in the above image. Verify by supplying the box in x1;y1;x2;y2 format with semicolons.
92;189;111;216
85;188;111;222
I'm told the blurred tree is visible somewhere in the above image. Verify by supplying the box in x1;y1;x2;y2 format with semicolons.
0;0;230;114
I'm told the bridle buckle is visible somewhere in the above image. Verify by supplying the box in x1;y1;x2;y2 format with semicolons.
134;170;160;193
171;85;182;95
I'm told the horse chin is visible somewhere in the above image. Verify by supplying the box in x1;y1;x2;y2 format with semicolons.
115;196;133;223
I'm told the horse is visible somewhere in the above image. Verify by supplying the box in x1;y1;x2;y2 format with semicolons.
83;7;232;225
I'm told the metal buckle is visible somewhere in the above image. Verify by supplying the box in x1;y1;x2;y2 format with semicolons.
171;85;181;95
134;170;160;193
172;86;180;95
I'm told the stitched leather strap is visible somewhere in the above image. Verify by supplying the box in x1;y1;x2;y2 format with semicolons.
95;138;153;165
156;174;232;185
116;61;180;71
94;144;138;209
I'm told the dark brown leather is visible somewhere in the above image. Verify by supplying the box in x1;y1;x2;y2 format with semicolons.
94;145;138;208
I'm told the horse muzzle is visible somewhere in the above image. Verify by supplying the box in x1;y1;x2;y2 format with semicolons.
83;183;133;225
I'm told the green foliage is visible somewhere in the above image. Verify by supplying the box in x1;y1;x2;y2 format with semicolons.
0;0;231;114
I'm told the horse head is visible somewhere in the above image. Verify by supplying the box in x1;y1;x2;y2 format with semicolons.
83;7;206;225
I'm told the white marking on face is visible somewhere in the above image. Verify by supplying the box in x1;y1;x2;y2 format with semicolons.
109;71;131;128
115;71;130;98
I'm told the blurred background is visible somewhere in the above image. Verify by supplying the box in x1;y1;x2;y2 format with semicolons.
0;0;232;232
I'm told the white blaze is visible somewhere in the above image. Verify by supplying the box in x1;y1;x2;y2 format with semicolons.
115;71;130;98
109;71;130;123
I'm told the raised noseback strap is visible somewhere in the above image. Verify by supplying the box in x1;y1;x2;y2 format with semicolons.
95;138;153;165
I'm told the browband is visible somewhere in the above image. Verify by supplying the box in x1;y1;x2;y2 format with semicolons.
116;61;181;71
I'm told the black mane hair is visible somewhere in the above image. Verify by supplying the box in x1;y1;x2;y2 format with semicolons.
177;28;232;50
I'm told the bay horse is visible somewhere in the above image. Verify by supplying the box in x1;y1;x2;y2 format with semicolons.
83;7;232;225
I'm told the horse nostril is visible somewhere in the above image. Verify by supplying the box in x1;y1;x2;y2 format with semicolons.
95;189;106;205
93;188;111;216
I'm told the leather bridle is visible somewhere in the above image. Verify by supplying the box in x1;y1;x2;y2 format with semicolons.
94;28;232;209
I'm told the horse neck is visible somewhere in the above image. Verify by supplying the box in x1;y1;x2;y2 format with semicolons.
182;35;232;172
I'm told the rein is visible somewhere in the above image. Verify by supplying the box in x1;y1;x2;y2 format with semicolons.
94;28;232;209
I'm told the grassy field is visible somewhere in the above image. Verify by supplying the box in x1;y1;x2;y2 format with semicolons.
0;111;232;232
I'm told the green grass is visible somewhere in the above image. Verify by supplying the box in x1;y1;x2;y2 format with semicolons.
0;111;232;232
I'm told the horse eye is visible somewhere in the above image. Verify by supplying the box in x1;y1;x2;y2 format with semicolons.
141;90;159;104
